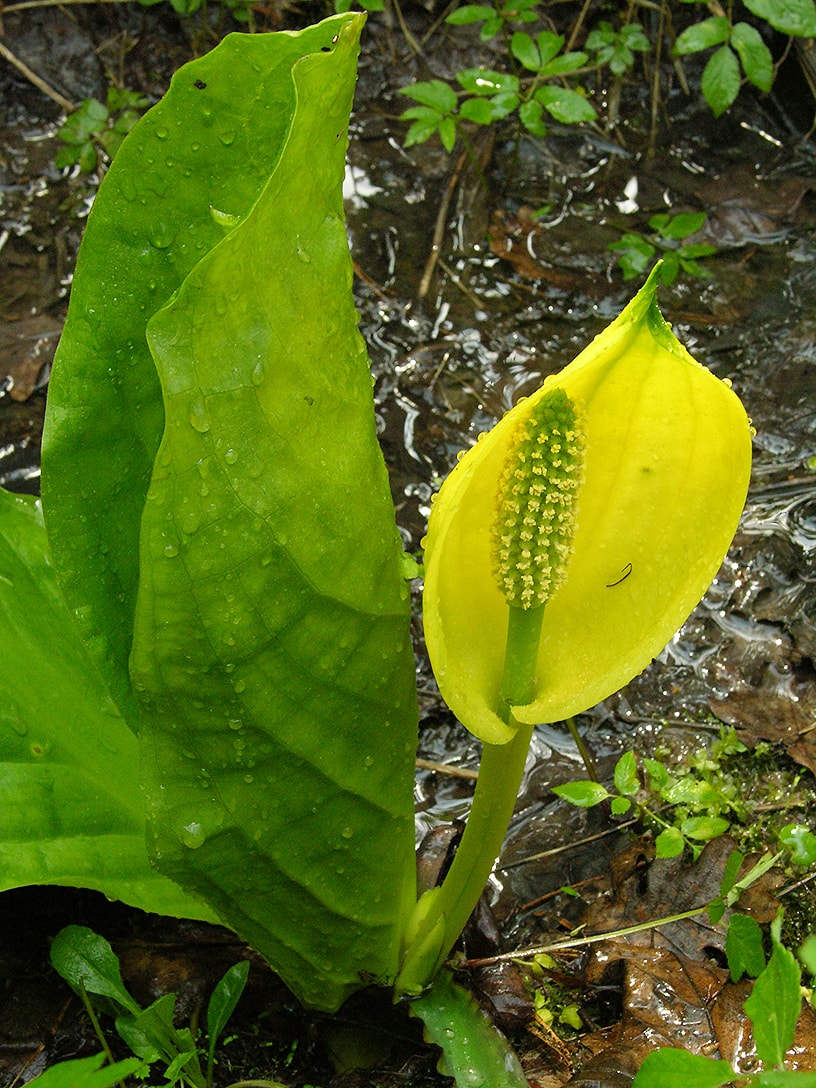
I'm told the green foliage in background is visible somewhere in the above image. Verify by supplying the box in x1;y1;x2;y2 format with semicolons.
398;0;816;153
57;88;150;173
608;211;718;284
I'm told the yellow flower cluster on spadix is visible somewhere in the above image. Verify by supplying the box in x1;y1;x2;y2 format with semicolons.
422;266;752;745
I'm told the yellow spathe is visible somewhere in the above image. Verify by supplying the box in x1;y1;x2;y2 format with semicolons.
422;267;752;744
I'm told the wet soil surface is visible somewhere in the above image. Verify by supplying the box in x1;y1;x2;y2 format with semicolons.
2;2;816;1085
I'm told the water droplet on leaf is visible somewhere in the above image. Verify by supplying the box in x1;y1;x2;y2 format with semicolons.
188;400;209;433
180;822;206;849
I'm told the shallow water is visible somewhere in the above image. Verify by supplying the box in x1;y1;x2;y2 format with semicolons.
1;2;815;941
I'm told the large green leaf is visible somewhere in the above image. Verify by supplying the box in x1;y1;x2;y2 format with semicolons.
129;16;418;1012
0;489;216;921
41;14;357;721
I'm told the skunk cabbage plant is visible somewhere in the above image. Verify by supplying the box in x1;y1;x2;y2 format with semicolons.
0;8;751;1057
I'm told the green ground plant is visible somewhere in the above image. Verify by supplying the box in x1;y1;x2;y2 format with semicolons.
607;211;718;284
673;0;816;117
398;0;816;156
554;739;816;864
56;89;150;174
30;926;250;1088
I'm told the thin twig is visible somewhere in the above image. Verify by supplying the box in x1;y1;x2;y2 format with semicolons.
416;756;479;781
419;147;468;298
389;0;422;54
498;813;645;870
462;903;709;967
436;257;485;309
520;873;605;913
0;39;75;111
565;0;594;54
778;870;816;898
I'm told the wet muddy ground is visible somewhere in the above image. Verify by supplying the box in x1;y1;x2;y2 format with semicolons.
2;2;816;1084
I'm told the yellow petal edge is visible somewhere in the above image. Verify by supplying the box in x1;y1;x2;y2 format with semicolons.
422;266;753;744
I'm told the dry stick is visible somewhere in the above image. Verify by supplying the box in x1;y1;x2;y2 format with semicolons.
498;813;645;870
779;869;816;898
390;0;422;55
521;873;605;913
648;2;666;151
416;756;479;781
565;0;594;54
0;39;75;111
436;256;485;309
418;147;469;298
420;0;459;49
462;902;709;968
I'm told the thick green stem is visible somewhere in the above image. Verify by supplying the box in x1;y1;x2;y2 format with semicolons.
396;605;544;996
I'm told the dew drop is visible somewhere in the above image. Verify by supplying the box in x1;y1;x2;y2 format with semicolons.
251;360;264;386
188;400;208;433
341;826;354;839
155;126;168;140
180;822;206;849
181;511;200;535
228;718;243;731
163;542;179;558
224;448;239;465
149;223;176;249
218;129;236;146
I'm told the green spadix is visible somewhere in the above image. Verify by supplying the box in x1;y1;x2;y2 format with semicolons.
422;266;752;744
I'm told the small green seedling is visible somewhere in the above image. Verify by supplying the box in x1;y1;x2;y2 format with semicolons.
553;746;740;859
554;742;816;866
608;211;717;284
43;925;249;1088
584;20;650;76
56;89;150;174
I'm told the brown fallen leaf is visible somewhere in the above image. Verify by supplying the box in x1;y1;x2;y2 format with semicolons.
580;836;779;962
488;208;606;289
0;315;62;401
692;166;815;248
